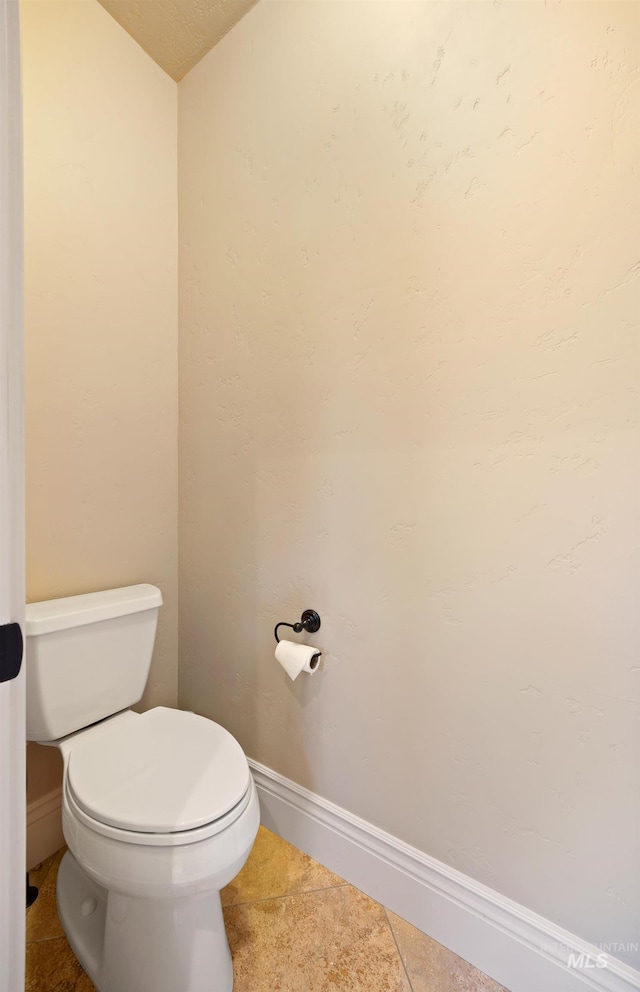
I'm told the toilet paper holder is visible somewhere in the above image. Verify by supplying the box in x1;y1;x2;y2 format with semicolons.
274;610;321;644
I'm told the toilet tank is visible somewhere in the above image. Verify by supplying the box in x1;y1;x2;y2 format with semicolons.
25;584;163;742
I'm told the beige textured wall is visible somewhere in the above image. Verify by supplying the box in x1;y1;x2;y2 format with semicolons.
96;0;260;81
22;0;178;806
179;0;640;962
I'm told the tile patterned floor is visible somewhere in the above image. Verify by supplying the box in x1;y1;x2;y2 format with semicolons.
26;827;508;992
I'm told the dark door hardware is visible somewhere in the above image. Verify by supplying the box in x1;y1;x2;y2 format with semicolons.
0;622;22;683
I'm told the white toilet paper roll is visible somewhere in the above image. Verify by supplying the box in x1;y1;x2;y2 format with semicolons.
275;640;321;681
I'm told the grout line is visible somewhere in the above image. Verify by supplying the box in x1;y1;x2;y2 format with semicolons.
384;906;415;992
26;934;67;946
222;880;350;910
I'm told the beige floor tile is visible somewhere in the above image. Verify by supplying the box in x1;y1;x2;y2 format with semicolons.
221;825;345;906
25;936;95;992
386;910;509;992
224;884;412;992
26;848;66;943
27;839;510;992
28;851;58;894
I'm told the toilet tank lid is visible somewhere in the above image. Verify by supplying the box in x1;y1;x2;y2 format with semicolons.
25;584;163;636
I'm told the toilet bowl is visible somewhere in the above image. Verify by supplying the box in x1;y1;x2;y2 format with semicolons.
25;585;260;992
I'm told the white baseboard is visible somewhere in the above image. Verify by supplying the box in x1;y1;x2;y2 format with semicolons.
26;786;64;871
249;759;640;992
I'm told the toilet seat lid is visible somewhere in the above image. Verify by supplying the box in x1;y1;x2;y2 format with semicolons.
66;707;251;834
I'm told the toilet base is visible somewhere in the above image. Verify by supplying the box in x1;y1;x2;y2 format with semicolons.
57;851;234;992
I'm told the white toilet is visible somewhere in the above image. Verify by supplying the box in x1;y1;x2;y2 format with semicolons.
25;584;260;992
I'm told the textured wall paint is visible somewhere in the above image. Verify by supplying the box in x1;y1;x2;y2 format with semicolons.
22;0;178;798
97;0;259;81
179;0;640;963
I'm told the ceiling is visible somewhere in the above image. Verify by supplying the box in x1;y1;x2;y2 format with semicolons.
97;0;260;81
